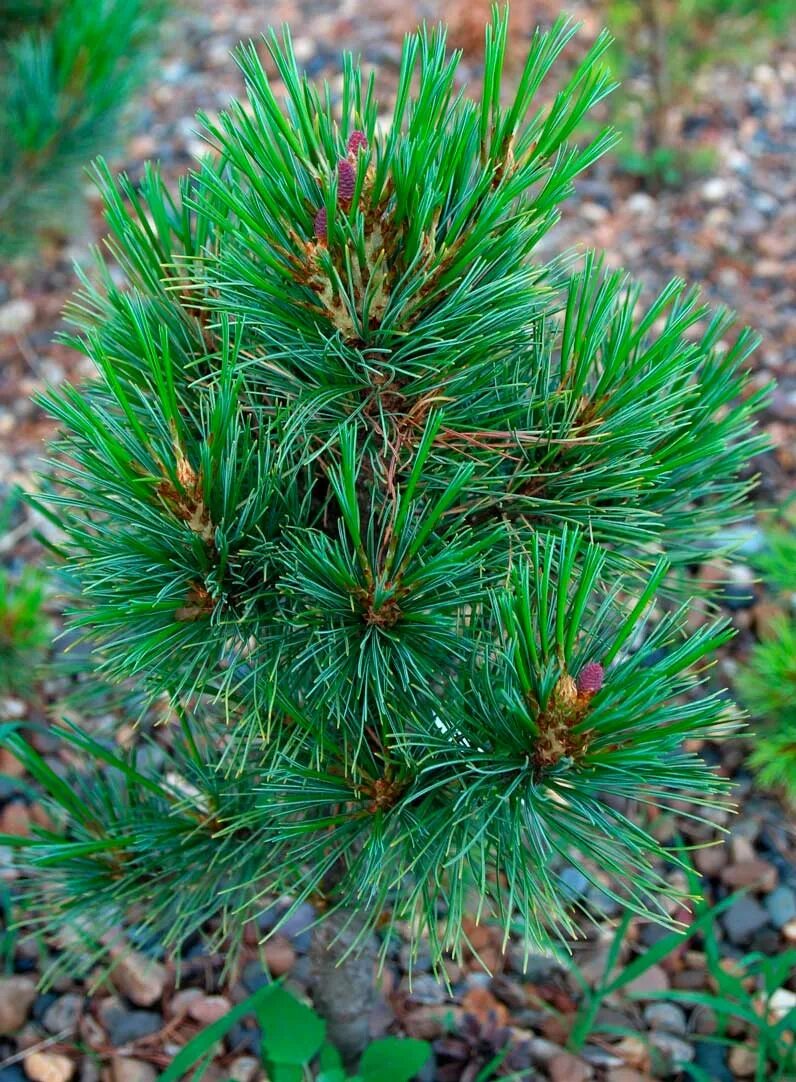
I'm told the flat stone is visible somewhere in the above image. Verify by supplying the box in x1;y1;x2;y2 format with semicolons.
623;964;669;998
489;974;526;1010
23;1054;74;1082
403;1005;462;1040
111;952;167;1007
549;1051;593;1082
226;1058;260;1082
42;995;83;1037
643;1001;687;1035
527;1036;566;1067
100;1004;162;1047
0;300;35;337
0;977;37;1034
275;903;315;952
606;1071;654;1082
722;897;770;944
187;995;231;1025
400;974;446;1006
167;988;203;1017
264;936;295;977
560;867;589;900
109;1059;156;1082
720;859;778;893
649;1032;695;1070
691;1004;717;1035
79;1015;106;1050
728;1044;757;1077
506;944;560;980
241;961;272;993
770;988;796;1020
702;177;730;202
694;845;726;877
765;885;796;928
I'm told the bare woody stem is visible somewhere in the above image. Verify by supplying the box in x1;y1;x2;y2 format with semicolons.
309;906;378;1068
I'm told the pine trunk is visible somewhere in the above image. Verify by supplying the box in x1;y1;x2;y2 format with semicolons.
309;907;378;1068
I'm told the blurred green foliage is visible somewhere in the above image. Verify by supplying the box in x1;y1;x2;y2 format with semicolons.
736;505;796;801
603;0;794;187
0;0;167;259
0;566;51;694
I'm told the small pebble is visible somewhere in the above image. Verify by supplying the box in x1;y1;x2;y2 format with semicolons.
624;964;669;998
643;1001;687;1035
722;896;770;944
720;858;778;893
42;994;83;1037
23;1054;74;1082
187;995;231;1025
548;1051;593;1082
109;1059;156;1082
111;952;167;1008
0;977;37;1035
560;867;589;900
264;936;295;977
226;1058;260;1082
728;1044;758;1078
649;1031;695;1069
764;885;796;928
0;300;35;337
99;1003;162;1047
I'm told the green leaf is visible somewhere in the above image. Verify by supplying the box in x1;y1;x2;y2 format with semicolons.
319;1044;344;1072
359;1036;432;1082
256;985;326;1067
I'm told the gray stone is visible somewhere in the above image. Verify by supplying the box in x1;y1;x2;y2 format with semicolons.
643;1001;687;1035
765;885;796;929
506;943;561;980
101;1006;162;1047
490;974;526;1010
241;961;272;993
649;1032;695;1072
399;974;446;1005
560;866;589;900
586;886;621;917
42;995;83;1037
276;903;315;952
722;896;769;945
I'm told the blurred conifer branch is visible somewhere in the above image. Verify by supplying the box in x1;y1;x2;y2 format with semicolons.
0;0;167;258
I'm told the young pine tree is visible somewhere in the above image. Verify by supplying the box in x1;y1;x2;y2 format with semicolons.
11;10;768;1063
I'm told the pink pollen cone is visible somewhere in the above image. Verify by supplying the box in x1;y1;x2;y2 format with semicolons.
576;662;604;695
337;159;356;205
347;130;368;156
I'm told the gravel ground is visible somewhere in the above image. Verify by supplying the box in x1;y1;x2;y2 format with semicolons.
0;2;794;1080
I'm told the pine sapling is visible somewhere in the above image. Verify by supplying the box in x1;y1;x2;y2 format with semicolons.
10;10;769;1063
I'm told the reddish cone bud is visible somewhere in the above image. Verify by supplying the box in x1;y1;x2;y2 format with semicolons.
337;159;356;205
314;205;328;241
576;662;604;695
347;130;368;156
